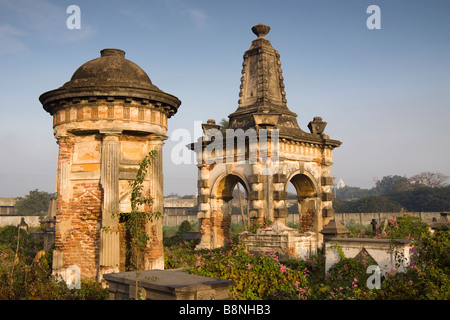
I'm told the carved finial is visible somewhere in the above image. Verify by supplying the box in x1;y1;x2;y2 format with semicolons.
251;24;270;38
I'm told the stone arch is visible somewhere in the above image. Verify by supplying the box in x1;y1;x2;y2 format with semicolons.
286;171;318;198
285;171;320;233
211;172;250;202
208;172;249;248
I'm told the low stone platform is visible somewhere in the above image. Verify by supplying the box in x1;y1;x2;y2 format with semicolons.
103;269;234;300
243;221;318;260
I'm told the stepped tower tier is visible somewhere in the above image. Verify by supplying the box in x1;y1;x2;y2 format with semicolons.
229;24;340;148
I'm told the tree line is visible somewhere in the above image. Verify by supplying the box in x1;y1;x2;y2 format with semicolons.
13;189;55;216
334;172;450;213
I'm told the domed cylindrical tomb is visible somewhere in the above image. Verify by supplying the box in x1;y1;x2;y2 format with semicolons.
40;49;181;282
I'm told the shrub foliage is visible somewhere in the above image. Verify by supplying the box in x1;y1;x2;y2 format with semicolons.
0;226;108;300
165;216;450;300
1;211;448;300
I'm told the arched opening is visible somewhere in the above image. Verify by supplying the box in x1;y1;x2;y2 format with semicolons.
231;181;249;232
286;182;298;225
216;174;248;202
211;174;249;247
287;173;318;233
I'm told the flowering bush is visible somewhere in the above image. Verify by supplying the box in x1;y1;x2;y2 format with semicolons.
164;239;199;269
165;240;309;300
376;214;430;240
191;243;309;300
345;213;431;241
372;230;450;300
317;257;373;300
374;263;449;300
164;218;449;300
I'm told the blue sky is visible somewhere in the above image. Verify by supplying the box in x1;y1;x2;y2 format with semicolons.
0;0;449;197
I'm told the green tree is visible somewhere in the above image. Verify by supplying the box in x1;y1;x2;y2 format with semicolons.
333;199;353;213
336;186;371;200
334;196;402;213
14;189;55;216
387;185;450;212
219;118;229;133
375;175;412;194
180;194;196;199
354;195;402;213
165;193;181;199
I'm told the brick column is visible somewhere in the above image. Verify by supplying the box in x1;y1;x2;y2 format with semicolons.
248;163;265;225
196;163;212;250
273;173;288;225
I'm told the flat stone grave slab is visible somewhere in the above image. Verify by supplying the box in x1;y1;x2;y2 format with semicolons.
103;269;234;300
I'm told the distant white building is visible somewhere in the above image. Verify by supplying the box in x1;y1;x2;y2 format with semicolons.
336;178;345;189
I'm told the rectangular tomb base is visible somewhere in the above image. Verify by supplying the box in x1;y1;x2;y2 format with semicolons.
103;269;234;300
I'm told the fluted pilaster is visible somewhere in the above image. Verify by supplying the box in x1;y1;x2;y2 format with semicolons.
99;129;121;271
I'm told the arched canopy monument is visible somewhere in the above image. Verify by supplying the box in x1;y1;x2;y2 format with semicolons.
189;25;342;250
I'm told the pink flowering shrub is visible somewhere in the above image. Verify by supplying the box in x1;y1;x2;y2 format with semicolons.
377;214;430;240
372;229;450;299
166;240;309;300
164;226;449;300
345;214;430;241
164;216;447;300
195;244;309;300
318;257;371;300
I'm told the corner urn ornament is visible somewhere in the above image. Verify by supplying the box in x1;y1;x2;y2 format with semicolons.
308;117;327;134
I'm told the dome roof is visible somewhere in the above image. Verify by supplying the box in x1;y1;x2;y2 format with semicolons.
40;48;181;115
64;48;154;90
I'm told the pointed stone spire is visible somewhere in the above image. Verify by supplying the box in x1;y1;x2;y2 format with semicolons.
238;24;287;108
227;24;342;148
228;24;301;134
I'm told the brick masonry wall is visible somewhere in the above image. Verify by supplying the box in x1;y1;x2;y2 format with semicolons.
146;224;163;267
56;181;102;280
299;209;315;233
55;136;104;280
211;210;231;245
